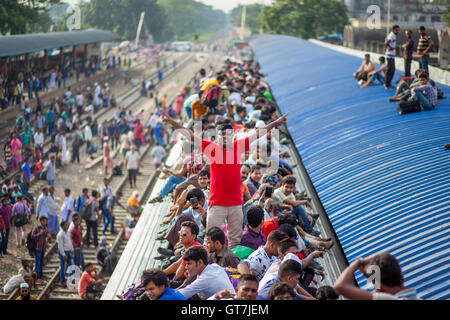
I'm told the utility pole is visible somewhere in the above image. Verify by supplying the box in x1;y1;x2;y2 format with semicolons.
135;11;145;47
240;4;247;40
386;0;391;36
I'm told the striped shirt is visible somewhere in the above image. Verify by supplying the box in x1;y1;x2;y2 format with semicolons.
240;225;266;250
385;32;397;59
417;34;432;57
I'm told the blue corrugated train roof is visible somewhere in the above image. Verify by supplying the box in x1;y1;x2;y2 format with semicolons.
249;34;450;300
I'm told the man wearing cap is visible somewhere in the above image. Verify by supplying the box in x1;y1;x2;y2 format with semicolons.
16;283;37;300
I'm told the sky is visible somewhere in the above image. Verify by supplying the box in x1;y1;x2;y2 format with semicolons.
64;0;274;14
197;0;274;13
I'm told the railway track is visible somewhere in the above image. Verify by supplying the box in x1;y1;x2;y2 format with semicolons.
0;50;181;185
2;47;219;300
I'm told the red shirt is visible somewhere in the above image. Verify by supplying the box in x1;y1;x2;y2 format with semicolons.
181;241;205;267
78;271;93;298
202;138;250;206
70;225;82;248
262;216;279;241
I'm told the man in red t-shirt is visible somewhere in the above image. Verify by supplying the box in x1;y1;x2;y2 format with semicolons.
161;111;288;248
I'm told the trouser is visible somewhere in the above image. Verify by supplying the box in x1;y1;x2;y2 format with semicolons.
85;220;98;247
412;91;434;110
159;175;186;198
15;225;26;246
48;122;54;136
370;73;385;85
404;57;412;77
396;80;411;96
34;249;45;279
292;205;314;234
47;179;54;187
58;251;74;283
154;135;165;147
207;205;243;249
72;146;80;163
300;267;316;288
74;248;85;271
355;71;368;81
102;208;115;233
385;58;395;87
1;227;9;253
86;140;92;154
134;138;142;151
419;55;430;73
77;105;83;117
128;169;137;187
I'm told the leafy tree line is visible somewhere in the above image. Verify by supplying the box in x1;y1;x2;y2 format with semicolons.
0;0;58;35
229;0;349;39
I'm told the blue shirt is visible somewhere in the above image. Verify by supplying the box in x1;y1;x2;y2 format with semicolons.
75;195;89;213
159;287;187;300
22;162;31;181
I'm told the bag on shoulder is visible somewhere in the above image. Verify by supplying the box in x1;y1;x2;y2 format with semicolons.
121;281;145;300
113;165;122;176
81;200;93;220
200;85;221;109
26;230;36;257
98;196;107;210
13;204;28;227
397;100;421;115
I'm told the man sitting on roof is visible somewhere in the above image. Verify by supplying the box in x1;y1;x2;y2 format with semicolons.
354;54;375;84
360;56;387;88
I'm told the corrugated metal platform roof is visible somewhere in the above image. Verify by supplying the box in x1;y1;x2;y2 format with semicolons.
0;29;120;57
249;34;450;300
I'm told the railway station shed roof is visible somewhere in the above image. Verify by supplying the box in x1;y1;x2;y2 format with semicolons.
0;29;121;58
249;34;450;300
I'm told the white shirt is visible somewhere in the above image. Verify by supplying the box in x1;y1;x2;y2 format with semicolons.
177;263;235;300
127;130;134;143
76;94;84;106
60;195;74;222
125;151;140;169
100;185;113;198
47;194;58;216
36;193;49;218
151;145;166;164
243;246;277;281
34;132;44;146
265;253;303;276
229;92;243;106
84;125;92;141
149;114;159;129
57;229;74;256
386;32;397;59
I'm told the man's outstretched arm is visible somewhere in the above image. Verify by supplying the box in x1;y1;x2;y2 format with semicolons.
247;112;288;144
161;111;203;147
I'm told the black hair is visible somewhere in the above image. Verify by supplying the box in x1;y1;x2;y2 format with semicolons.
369;253;404;287
418;72;429;79
316;286;339;300
279;225;297;241
278;239;298;256
278;214;297;227
181;220;199;236
282;175;296;186
183;245;208;266
237;274;258;288
379;56;386;63
393;25;400;30
199;69;206;76
141;269;168;287
60;221;66;228
278;259;303;280
39;216;48;221
91;190;98;198
251;164;262;173
246;205;265;228
217;123;233;132
82;188;88;193
198;169;210;179
64;188;71;194
267;229;288;244
206;226;225;245
236;106;246;114
72;213;80;222
186;188;205;202
268;282;295;300
419;25;426;31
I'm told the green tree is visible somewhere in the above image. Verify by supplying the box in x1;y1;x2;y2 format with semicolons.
0;0;59;35
159;0;226;41
230;4;264;34
259;0;349;39
444;5;450;27
82;0;169;42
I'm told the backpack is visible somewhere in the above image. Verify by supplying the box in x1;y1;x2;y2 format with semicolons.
13;203;28;227
397;100;421;115
113;165;122;176
81;200;93;221
200;85;221;109
26;230;36;257
98;196;107;210
121;281;145;300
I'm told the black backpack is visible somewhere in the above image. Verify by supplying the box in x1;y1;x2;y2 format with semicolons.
113;165;122;176
13;203;29;227
98;196;108;210
26;230;36;257
81;200;93;221
397;100;421;115
201;85;221;109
